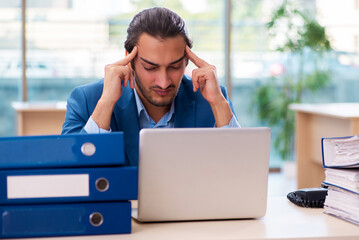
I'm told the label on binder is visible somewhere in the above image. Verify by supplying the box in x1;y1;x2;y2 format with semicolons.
7;174;89;199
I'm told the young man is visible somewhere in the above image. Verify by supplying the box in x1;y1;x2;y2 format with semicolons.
62;7;240;166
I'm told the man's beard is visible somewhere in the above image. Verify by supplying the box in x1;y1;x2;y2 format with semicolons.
135;75;180;107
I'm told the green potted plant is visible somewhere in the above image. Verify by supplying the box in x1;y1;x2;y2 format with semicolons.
253;0;332;163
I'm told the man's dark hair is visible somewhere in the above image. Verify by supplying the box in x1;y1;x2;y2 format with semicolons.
124;7;193;53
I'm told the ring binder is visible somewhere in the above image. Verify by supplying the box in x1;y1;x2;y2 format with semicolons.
0;132;134;237
0;201;131;238
1;167;138;204
0;133;126;169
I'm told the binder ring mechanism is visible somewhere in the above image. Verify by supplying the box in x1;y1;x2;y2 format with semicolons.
81;142;96;157
89;212;104;227
96;178;110;192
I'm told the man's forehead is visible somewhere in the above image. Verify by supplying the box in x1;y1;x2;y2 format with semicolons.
136;33;186;65
136;49;186;66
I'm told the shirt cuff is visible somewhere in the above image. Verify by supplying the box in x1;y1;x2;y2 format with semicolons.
84;116;112;133
220;115;241;128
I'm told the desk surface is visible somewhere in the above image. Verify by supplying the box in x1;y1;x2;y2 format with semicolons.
11;197;359;240
12;101;66;112
290;103;359;118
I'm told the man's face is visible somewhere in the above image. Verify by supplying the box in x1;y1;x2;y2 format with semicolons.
132;33;187;108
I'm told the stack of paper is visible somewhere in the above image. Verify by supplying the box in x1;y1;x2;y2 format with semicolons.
322;136;359;225
322;135;359;167
324;185;359;225
0;133;137;238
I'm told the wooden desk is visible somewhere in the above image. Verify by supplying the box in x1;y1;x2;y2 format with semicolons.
11;197;359;240
290;103;359;189
12;102;66;136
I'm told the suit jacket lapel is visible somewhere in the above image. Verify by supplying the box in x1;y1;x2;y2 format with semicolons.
113;86;140;166
174;83;196;128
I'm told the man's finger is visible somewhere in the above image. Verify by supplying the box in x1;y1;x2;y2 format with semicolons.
121;68;135;89
129;71;135;89
192;69;207;92
122;69;131;88
113;46;138;66
185;46;209;68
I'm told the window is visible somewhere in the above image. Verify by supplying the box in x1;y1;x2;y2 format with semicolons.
3;0;359;168
0;1;21;136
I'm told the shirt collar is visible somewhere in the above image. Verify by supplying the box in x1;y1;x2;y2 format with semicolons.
134;88;146;117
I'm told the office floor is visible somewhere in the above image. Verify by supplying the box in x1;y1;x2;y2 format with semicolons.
267;172;297;197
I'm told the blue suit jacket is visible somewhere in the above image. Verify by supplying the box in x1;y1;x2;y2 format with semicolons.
62;75;235;166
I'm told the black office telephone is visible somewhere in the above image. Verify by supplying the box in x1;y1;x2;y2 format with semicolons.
287;187;328;208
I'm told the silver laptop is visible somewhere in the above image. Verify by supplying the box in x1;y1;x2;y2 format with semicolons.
132;127;270;222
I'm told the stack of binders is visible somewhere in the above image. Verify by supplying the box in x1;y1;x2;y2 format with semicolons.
321;135;359;225
0;132;137;238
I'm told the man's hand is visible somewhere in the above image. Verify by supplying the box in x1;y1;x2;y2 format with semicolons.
185;46;234;127
91;47;138;130
101;46;138;105
185;46;223;105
